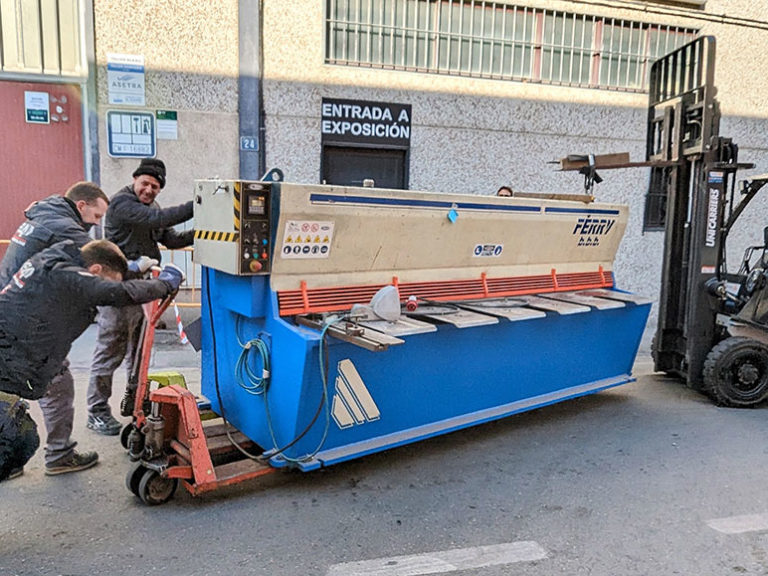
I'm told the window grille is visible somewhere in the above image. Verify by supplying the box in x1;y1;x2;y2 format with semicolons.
326;0;698;91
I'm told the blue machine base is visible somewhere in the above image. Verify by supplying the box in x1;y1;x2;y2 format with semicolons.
201;270;650;472
275;374;633;471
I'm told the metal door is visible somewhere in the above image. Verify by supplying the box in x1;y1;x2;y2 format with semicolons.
0;80;84;259
322;146;407;189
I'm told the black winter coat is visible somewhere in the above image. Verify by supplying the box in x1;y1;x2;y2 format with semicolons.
0;241;172;399
105;185;193;261
0;196;93;287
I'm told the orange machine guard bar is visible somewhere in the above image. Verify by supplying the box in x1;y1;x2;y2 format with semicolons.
277;269;614;316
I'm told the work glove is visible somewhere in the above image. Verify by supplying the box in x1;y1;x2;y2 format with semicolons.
127;256;159;275
157;263;185;292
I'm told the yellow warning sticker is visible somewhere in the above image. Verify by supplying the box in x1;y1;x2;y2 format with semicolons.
281;220;335;259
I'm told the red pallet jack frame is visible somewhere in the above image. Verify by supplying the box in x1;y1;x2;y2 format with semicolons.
123;292;275;505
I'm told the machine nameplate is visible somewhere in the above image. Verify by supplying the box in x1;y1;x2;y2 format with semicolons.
473;244;504;257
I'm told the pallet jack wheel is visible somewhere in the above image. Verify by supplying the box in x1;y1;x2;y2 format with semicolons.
126;461;146;497
138;469;178;506
703;336;768;407
120;423;133;450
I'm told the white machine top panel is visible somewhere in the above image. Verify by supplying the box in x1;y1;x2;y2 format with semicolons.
267;183;628;292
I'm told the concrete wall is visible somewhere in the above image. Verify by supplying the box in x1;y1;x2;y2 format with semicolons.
92;0;240;208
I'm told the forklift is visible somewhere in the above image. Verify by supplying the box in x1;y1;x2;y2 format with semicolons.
646;36;768;406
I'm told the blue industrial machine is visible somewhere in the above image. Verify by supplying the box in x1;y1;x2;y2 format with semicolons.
193;181;650;471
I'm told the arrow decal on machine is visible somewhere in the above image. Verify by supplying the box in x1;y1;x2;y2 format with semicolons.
332;359;380;429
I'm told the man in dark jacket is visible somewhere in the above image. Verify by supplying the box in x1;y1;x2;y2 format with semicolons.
88;158;194;435
0;181;109;286
0;181;109;478
0;239;184;477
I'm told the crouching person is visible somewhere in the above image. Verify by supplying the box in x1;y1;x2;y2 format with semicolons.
0;239;183;478
0;393;39;481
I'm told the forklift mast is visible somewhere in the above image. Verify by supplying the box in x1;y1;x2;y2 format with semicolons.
649;36;741;388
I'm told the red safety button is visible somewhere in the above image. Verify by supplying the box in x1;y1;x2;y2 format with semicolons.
261;252;268;260
249;260;263;272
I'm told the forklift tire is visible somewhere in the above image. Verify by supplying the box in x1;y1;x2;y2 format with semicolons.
703;337;768;407
126;461;146;497
138;469;178;506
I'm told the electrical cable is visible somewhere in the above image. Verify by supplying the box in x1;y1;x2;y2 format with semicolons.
232;312;329;462
206;267;335;464
261;318;333;464
234;315;270;396
205;267;265;462
402;298;461;316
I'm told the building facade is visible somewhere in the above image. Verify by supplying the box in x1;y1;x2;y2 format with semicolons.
2;0;767;343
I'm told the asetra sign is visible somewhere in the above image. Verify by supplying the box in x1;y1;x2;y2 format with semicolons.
321;98;411;146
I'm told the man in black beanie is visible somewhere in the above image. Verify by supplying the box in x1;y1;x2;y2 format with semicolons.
87;157;194;435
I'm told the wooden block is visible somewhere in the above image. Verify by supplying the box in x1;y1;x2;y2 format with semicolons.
558;152;631;171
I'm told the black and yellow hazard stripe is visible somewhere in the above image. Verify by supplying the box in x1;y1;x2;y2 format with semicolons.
233;181;242;231
194;230;239;242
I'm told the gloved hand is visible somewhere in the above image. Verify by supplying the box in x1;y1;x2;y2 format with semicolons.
157;263;185;292
127;256;159;274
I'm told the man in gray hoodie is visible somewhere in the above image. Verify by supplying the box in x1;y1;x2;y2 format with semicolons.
0;182;108;477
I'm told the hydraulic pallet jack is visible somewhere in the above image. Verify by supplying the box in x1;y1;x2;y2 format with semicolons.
122;284;275;505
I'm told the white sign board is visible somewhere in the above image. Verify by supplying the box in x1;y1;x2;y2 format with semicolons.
107;53;146;106
24;91;50;124
106;110;156;158
156;110;178;140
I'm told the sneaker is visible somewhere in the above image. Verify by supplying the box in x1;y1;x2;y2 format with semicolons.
45;451;99;476
3;467;23;481
120;389;136;417
86;414;122;436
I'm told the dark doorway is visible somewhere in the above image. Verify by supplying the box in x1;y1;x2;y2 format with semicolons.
322;146;407;189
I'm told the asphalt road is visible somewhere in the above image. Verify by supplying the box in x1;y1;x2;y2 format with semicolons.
2;330;768;576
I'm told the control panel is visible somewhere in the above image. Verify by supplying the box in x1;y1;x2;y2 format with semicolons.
240;185;271;274
193;180;273;276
